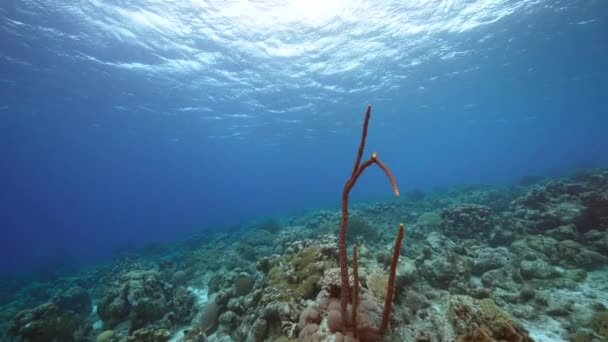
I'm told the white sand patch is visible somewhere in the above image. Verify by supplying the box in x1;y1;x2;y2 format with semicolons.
93;320;103;330
470;275;483;287
168;287;209;342
169;328;186;342
523;317;566;341
90;303;103;330
581;268;608;305
521;267;608;341
188;286;209;304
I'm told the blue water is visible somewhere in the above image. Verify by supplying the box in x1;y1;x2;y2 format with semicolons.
1;0;607;274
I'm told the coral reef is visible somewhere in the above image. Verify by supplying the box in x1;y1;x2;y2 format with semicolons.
2;167;608;341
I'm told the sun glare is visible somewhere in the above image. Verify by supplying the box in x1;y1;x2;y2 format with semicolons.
285;0;349;25
235;0;353;28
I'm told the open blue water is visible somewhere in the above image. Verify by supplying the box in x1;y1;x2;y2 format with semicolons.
1;0;607;275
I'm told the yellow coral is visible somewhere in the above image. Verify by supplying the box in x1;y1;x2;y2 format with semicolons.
96;330;115;342
273;337;299;342
591;310;608;338
417;212;442;228
265;246;336;303
366;272;389;300
479;298;510;321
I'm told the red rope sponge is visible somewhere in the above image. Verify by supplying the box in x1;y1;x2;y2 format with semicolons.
339;104;401;329
380;223;405;335
352;244;359;338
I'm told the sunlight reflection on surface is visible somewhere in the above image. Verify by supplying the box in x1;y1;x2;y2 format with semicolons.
217;0;359;29
2;0;590;142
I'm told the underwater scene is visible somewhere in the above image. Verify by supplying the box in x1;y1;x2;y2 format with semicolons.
1;0;608;341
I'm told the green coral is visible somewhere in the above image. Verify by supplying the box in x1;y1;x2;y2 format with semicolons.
319;222;335;234
266;246;335;303
96;330;116;342
591;310;608;339
416;212;442;228
274;337;299;342
479;298;510;321
123;327;171;342
347;216;378;241
293;247;318;270
237;243;258;261
254;218;282;233
569;329;594;342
